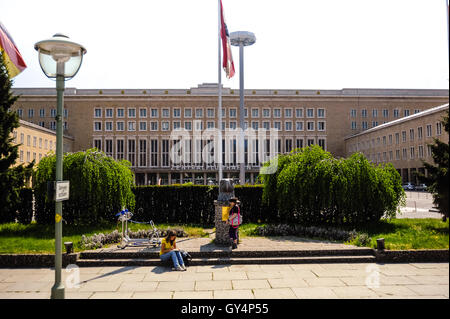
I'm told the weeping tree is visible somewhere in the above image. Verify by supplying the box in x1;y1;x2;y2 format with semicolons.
417;111;449;221
0;52;34;223
33;148;135;225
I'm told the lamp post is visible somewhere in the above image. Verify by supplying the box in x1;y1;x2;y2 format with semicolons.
34;34;86;299
230;31;255;185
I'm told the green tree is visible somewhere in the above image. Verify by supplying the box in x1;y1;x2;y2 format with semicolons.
417;111;449;221
0;52;34;223
33;148;135;225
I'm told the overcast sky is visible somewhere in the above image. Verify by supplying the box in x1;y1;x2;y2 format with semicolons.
1;0;449;90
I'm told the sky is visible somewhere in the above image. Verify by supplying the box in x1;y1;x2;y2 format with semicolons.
1;0;449;90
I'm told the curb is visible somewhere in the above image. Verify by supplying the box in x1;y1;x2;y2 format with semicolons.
0;253;78;268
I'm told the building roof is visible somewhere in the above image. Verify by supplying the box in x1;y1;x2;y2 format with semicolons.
18;119;75;140
344;104;449;140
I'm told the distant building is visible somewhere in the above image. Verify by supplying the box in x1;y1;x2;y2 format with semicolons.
11;84;449;185
345;104;449;184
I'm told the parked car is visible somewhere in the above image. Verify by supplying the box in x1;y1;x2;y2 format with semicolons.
402;183;415;190
415;184;427;191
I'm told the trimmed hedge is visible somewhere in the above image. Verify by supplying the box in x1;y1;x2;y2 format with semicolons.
16;188;33;224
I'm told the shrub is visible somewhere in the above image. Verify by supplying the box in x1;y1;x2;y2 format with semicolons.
261;146;405;225
33;149;135;225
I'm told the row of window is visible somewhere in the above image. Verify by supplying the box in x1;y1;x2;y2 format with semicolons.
19;150;47;163
17;109;68;118
367;145;432;163
350;108;420;118
350;122;443;152
93;137;327;167
93;120;327;132
92;107;326;119
13;132;55;151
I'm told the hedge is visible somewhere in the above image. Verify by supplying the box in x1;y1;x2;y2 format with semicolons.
16;188;33;224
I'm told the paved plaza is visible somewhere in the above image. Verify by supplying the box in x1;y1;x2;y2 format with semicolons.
397;191;443;219
0;262;448;299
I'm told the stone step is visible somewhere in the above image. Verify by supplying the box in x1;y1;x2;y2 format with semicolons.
79;248;375;260
76;255;376;267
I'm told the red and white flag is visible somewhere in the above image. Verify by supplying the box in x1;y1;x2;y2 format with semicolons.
220;0;235;79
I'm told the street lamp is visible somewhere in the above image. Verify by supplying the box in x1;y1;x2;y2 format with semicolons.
34;34;86;299
230;31;255;185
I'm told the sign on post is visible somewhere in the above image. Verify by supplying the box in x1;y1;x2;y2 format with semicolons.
55;181;70;202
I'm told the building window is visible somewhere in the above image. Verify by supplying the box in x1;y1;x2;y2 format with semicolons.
94;108;102;118
418;127;423;140
105;139;113;157
307;138;315;146
105;108;113;118
39;109;45;117
307;108;314;118
402;148;407;159
317;121;325;131
383;136;386;145
382;109;388;118
128;121;136;131
418;145;424;158
296;138;303;149
162;139;170;167
252;108;259;118
117;108;124;118
362;121;368;130
28;109;34;118
207;108;214;118
437;122;442;135
414;109;420;114
128;139;136;166
150;139;158;167
389;151;393;161
251;121;259;130
173;121;181;130
307;121;314;131
361;109;367;118
244;108;248;118
116;139;124;160
195;108;203;118
395;133;400;144
229;121;237;129
173;108;181;118
285;121;292;131
162;108;170;118
350;109;356;118
185;121;192;131
285;139;293;153
64;109;68;118
184;108;192;118
94;139;102;151
51;109;57;117
274;109;281;118
94;122;102;131
105;121;113;131
284;109;292;118
427;145;432;157
139;108;147;118
162;121;170;131
318;138;326;150
207;121;215;129
395;150;400;160
409;128;414;141
229;108;237;118
262;121;270;130
426;124;432;137
151;109;158;118
410;147;415;159
139;121;147;131
372;121;378;127
128;108;136;118
388;134;392;145
404;109;410;117
274;121;281;130
263;109;270;118
139;139;147;167
372;109;378;118
116;121;124;131
296;108;303;118
17;109;23;117
402;131;406;142
38;121;45;128
150;121;158;131
351;121;357;130
317;108;325;118
393;109;399;118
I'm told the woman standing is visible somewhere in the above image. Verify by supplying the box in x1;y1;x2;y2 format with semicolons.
160;230;186;271
227;198;241;249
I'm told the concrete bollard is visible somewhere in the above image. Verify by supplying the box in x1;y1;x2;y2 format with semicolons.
64;242;73;254
376;238;385;251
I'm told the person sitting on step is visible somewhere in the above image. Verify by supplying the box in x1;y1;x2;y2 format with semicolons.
160;229;186;271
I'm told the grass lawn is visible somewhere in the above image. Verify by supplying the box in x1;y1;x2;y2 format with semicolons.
0;222;209;254
239;218;449;250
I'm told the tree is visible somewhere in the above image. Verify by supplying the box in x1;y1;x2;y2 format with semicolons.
0;52;34;223
417;111;449;221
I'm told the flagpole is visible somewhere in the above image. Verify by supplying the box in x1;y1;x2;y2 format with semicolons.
218;0;223;182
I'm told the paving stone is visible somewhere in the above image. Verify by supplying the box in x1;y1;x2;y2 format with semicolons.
195;280;232;291
196;265;230;273
291;287;338;299
370;285;419;297
130;267;159;274
118;281;158;292
179;272;212;282
64;292;94;299
157;281;195;292
6;281;52;292
79;282;121;292
106;274;146;282
246;271;283;280
410;263;449;269
304;277;346;287
379;275;420;285
332;286;379;298
0;292;51;299
312;269;368;278
90;292;133;299
213;289;254;299
143;272;181;282
228;265;263;272
213;271;247;281
268;278;308;288
253;288;297;299
173;291;213;299
406;275;449;285
232;279;270;290
132;291;173;299
405;284;449;297
260;265;295;271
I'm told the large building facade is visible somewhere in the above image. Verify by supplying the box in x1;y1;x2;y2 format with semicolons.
11;84;449;185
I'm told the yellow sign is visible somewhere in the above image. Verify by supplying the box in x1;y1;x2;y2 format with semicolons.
222;206;230;221
55;214;62;223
